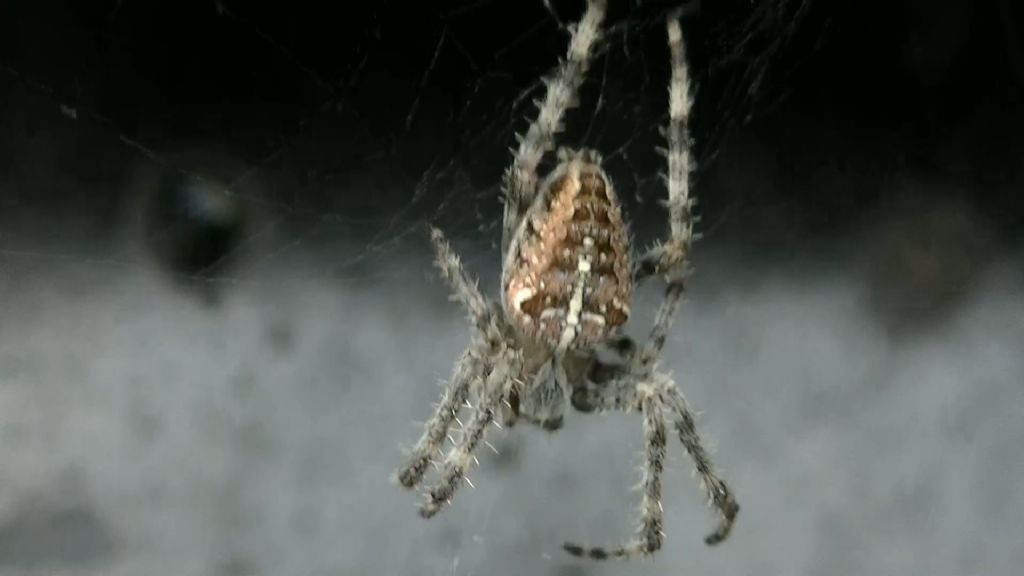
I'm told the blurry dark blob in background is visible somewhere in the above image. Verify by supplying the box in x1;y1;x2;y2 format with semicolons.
142;170;246;302
865;184;993;337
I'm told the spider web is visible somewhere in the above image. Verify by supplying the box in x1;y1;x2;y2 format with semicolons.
0;0;815;290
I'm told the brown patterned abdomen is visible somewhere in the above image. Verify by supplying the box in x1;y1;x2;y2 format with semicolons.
504;152;632;350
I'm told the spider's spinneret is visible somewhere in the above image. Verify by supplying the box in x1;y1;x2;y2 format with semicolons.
503;149;633;351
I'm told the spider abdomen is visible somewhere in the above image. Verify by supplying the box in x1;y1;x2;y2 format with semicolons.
503;150;633;351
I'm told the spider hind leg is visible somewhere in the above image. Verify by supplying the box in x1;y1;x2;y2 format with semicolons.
564;386;668;559
666;385;739;545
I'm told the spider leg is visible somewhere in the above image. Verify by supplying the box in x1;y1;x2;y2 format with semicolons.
632;14;697;386
570;368;738;553
664;381;739;545
501;0;607;256
420;349;518;518
636;278;686;370
395;227;496;488
635;14;696;283
394;348;484;489
628;15;739;545
429;226;490;331
564;385;667;559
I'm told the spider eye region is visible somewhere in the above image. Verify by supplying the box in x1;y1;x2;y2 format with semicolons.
503;156;633;351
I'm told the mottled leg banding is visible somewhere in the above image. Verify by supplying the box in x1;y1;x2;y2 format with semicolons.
394;350;483;489
397;227;498;490
429;227;491;331
631;7;698;408
635;14;696;283
564;389;667;559
420;353;516;518
634;13;740;547
667;385;739;545
637;279;686;369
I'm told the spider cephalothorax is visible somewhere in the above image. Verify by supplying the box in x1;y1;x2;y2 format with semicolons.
395;0;738;560
503;149;633;352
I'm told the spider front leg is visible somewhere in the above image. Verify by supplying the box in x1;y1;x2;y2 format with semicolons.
564;383;668;559
635;15;696;283
501;0;607;255
420;348;520;518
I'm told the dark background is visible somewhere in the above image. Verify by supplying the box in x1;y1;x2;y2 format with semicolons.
0;1;1022;575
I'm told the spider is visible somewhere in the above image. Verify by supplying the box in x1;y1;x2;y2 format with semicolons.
394;0;738;559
